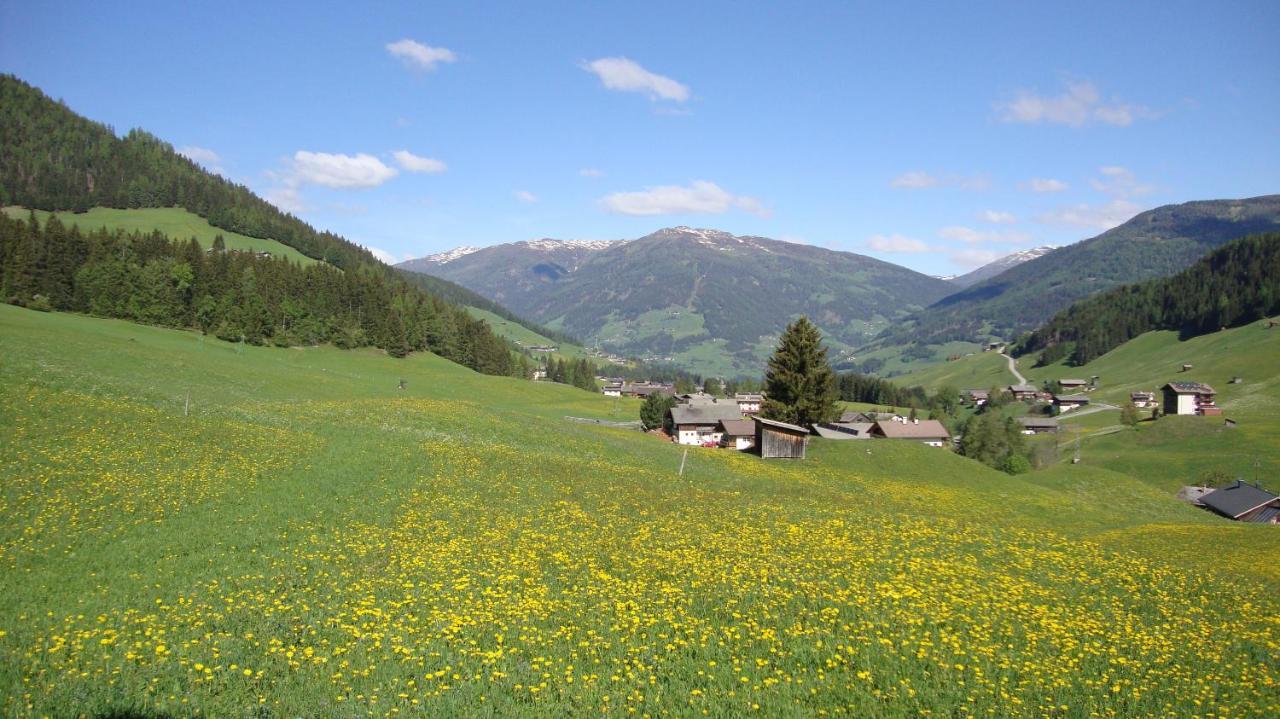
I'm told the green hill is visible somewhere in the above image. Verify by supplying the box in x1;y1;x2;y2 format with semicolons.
2;304;1277;717
2;206;318;265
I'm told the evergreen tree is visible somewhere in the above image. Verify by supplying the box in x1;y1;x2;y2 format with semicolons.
760;316;838;426
639;393;676;431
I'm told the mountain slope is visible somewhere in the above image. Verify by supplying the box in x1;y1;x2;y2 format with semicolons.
947;245;1057;288
401;227;956;376
877;195;1280;348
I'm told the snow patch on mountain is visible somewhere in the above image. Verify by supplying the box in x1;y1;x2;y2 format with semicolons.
424;246;481;264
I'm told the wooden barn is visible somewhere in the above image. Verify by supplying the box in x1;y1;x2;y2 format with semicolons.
754;417;810;459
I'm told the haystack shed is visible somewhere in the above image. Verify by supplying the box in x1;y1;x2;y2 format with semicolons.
754;417;809;459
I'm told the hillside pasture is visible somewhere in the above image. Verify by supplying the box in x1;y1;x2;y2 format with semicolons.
1;305;1278;718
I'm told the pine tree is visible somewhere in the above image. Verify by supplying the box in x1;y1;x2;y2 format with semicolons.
760;316;837;426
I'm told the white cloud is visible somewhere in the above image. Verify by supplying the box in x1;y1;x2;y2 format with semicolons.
939;226;1032;245
996;80;1152;127
393;150;447;174
290;151;398;189
265;186;307;214
514;190;538;203
981;210;1016;224
1090;165;1153;198
179;146;220;165
368;246;399;265
600;180;768;217
582;57;690;102
890;171;938;189
386;39;457;71
949;248;1004;268
1025;178;1069;193
865;234;930;253
579;168;605;178
1039;199;1143;231
890;171;989;191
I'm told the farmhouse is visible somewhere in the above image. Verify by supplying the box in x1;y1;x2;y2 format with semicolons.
1008;384;1038;401
622;382;674;399
1130;391;1156;408
734;393;764;414
602;383;623;397
1017;417;1059;435
1053;394;1090;412
963;389;989;406
1162;382;1220;416
1057;378;1088;390
669;403;744;446
717;419;756;450
870;419;951;447
1198;481;1280;524
812;421;875;440
754;417;810;459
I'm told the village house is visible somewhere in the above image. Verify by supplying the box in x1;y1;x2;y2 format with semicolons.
1162;382;1221;416
1008;384;1038;401
1130;391;1156;408
734;393;764;414
1057;378;1088;391
1053;394;1090;413
669;403;744;446
1017;417;1059;435
621;382;674;399
754;417;810;459
717;419;756;450
963;389;989;406
1198;481;1280;524
870;418;951;447
812;421;875;440
843;410;904;424
601;383;623;397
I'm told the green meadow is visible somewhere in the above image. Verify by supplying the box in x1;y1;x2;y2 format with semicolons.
1;305;1278;717
1;206;318;266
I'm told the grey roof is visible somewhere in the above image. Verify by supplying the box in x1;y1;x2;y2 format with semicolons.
1164;381;1215;394
1009;384;1037;393
670;404;743;426
1200;481;1279;519
1058;378;1087;385
1054;394;1090;403
813;422;873;439
754;416;810;434
734;393;763;401
1018;417;1059;428
717;419;756;437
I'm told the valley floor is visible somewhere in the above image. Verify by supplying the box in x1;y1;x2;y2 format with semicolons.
1;306;1277;717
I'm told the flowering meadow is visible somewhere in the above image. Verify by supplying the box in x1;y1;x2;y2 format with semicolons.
1;306;1277;717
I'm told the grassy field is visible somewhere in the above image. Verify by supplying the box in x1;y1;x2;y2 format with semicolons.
2;206;318;266
463;307;612;367
891;349;1012;391
2;305;1278;717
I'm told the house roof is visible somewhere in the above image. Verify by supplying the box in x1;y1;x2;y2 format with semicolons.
1200;481;1279;519
1164;381;1216;394
734;393;763;401
1009;384;1037;393
1054;394;1090;403
873;419;950;440
718;419;756;437
1131;391;1154;398
1058;378;1087;385
1018;417;1059;428
670;404;743;426
754;417;810;434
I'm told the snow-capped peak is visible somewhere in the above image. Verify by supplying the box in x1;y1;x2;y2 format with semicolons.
516;238;622;251
424;246;481;264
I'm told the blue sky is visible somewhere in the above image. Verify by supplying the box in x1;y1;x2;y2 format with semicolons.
2;1;1278;274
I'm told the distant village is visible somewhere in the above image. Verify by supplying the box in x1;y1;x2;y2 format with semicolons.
593;374;1275;525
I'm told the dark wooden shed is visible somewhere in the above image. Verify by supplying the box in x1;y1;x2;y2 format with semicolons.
754;417;810;459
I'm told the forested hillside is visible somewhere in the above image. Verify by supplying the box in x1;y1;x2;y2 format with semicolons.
0;74;544;376
1015;233;1280;365
0;212;518;374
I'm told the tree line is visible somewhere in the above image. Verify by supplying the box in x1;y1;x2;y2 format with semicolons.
0;212;521;375
1015;233;1280;365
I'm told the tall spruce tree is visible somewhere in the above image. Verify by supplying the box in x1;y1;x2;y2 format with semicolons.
760;316;837;426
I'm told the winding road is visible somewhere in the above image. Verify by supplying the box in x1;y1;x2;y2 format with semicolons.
1001;352;1027;385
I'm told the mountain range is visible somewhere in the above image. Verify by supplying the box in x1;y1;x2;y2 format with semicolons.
945;246;1057;288
873;195;1280;350
400;227;955;376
